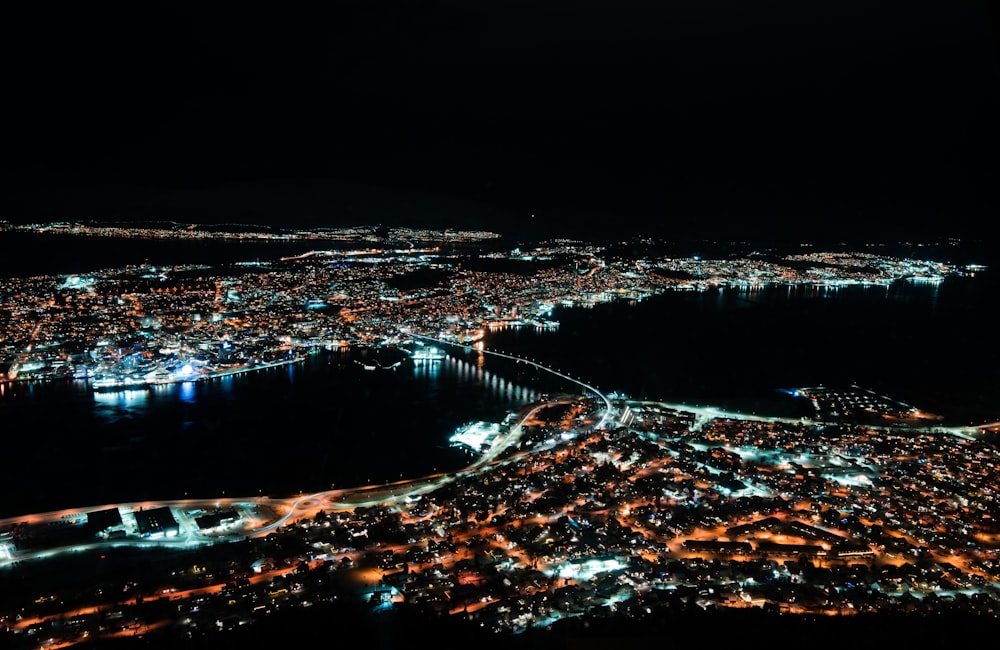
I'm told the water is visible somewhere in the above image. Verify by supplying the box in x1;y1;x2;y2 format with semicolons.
1;233;997;519
489;278;1000;423
0;230;496;279
0;347;546;518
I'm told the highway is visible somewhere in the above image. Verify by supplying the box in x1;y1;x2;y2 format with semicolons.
401;330;616;429
4;384;990;570
0;341;616;565
7;338;992;568
622;397;994;439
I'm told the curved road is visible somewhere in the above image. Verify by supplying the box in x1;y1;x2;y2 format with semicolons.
0;336;616;564
402;330;615;429
7;335;986;566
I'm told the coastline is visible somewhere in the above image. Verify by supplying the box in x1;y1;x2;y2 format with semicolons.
91;353;310;392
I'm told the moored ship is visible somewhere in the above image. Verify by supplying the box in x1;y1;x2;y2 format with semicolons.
411;346;447;362
90;375;150;391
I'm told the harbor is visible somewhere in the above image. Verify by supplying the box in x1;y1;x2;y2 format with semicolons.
90;354;310;391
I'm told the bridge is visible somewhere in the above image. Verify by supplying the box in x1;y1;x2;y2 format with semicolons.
400;329;615;430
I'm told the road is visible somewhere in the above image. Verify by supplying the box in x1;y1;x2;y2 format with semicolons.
0;385;599;565
402;330;615;429
7;345;991;569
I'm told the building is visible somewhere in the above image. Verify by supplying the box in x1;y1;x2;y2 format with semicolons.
133;507;179;538
86;507;124;536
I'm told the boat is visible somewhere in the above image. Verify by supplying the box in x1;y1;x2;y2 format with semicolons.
144;368;174;385
411;346;446;362
91;375;150;392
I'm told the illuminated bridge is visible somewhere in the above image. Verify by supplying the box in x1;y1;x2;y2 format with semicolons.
400;329;615;430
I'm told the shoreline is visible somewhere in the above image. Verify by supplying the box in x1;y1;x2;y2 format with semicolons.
89;354;310;392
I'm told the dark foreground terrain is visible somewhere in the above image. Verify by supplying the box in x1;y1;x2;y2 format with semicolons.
28;600;1000;650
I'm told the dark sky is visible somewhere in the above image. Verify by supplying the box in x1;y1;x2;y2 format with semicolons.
3;1;999;242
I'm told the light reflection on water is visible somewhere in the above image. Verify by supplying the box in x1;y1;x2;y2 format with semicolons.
179;381;197;403
92;387;150;410
0;347;545;518
76;349;542;424
1;269;995;518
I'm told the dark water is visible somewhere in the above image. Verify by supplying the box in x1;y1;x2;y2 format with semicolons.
0;231;323;278
0;230;495;279
488;277;1000;426
1;234;997;519
0;348;546;519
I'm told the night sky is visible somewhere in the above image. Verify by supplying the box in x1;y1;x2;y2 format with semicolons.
3;1;999;243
